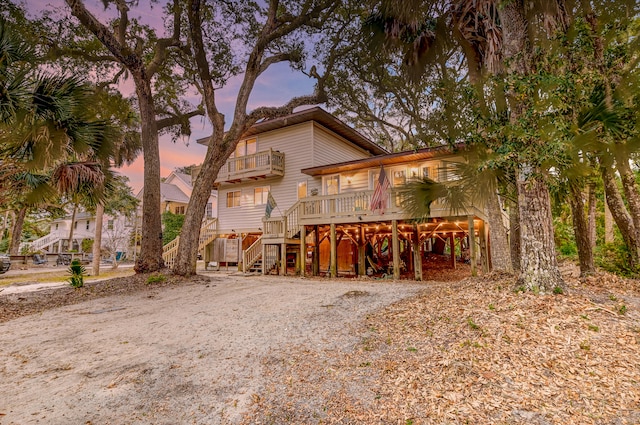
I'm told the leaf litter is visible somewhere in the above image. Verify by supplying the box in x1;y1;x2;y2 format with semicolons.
243;268;640;424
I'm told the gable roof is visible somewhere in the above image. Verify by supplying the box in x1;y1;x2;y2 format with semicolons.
169;171;192;187
301;144;461;176
197;107;388;156
160;183;190;203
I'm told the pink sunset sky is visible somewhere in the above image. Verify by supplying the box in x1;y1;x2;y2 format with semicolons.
27;0;318;192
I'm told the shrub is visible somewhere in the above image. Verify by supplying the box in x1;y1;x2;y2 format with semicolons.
146;273;166;284
68;259;86;288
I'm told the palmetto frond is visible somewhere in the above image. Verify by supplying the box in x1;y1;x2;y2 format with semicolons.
51;162;105;196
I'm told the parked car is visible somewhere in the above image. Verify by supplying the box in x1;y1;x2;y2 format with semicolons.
0;254;10;274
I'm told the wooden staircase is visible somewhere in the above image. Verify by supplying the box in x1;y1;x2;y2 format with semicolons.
162;218;217;269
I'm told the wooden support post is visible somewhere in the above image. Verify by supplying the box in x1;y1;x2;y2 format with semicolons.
300;225;306;277
479;220;489;273
330;223;337;278
358;224;366;276
280;243;287;276
468;215;477;276
313;225;320;276
392;220;400;279
262;243;267;275
449;232;456;269
413;225;422;281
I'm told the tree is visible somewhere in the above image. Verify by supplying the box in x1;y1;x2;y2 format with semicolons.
63;0;203;273
172;0;344;276
360;0;640;290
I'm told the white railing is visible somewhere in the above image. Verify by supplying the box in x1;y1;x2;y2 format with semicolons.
163;218;217;269
263;200;301;239
299;190;404;221
20;231;67;252
215;149;285;183
242;236;262;273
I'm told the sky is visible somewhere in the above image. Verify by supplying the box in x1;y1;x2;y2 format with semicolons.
27;0;318;192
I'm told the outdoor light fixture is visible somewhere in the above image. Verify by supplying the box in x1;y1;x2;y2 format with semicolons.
358;216;362;221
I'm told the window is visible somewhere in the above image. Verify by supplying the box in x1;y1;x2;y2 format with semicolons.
393;170;406;186
175;206;186;215
254;187;269;205
205;202;213;218
226;191;241;208
107;220;114;230
369;170;379;190
422;166;435;180
74;221;78;230
233;138;257;157
297;181;307;199
86;220;90;230
232;138;257;170
55;223;59;230
324;175;340;195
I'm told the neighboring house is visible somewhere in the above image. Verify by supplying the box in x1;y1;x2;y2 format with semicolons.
22;211;133;256
137;170;217;219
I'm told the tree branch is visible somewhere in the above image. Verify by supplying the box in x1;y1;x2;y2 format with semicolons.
65;0;140;69
156;109;204;131
147;0;184;77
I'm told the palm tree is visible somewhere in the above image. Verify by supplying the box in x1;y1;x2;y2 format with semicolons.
0;18;137;255
366;0;573;290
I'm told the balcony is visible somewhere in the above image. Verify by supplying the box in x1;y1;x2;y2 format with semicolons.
297;189;484;225
215;149;285;184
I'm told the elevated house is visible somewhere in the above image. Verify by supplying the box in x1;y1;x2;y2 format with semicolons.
181;107;492;279
21;211;133;257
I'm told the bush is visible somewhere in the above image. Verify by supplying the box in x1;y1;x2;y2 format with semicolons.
595;242;635;277
68;259;86;288
146;273;166;284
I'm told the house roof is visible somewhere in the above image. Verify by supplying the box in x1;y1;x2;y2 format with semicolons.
301;144;462;176
171;171;192;187
160;183;190;203
197;107;388;156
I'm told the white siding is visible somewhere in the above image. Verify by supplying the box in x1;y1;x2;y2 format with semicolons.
217;123;313;232
312;124;371;167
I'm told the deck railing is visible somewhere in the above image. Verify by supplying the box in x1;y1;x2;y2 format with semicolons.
215;149;285;183
261;189;482;239
162;218;217;269
262;200;301;240
242;236;262;273
299;190;406;221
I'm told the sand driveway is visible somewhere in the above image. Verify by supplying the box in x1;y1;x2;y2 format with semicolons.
0;274;423;424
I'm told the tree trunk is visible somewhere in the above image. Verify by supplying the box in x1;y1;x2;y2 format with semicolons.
9;207;27;255
133;76;164;273
92;203;104;276
601;165;640;268
1;210;10;240
587;181;597;250
173;146;227;275
485;188;512;273
569;183;595;276
517;174;564;291
616;155;640;233
604;193;614;243
508;191;521;272
68;204;77;251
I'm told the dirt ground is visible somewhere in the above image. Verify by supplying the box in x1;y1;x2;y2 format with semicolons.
2;265;640;425
0;273;424;424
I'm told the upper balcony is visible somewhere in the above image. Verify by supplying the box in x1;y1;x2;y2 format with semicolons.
215;149;285;184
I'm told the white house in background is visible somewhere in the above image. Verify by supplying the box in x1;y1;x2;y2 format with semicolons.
136;170;218;219
22;210;133;256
